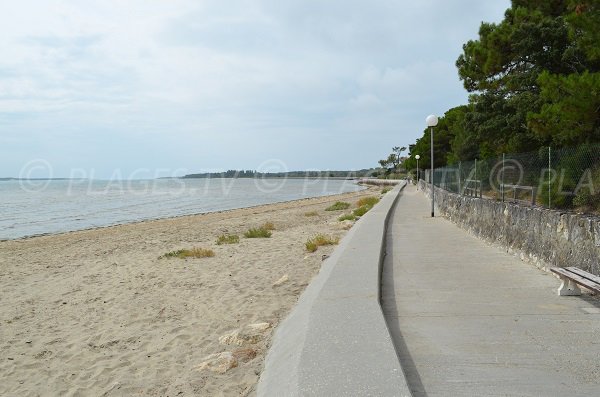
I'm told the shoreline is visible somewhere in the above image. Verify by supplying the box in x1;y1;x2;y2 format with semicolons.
0;186;381;396
1;186;368;243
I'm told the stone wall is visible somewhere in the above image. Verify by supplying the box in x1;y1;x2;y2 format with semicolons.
418;181;600;276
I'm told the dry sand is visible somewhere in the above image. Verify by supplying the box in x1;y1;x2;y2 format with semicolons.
0;187;379;396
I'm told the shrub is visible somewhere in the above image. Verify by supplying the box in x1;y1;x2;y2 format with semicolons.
304;211;319;217
244;227;272;238
357;196;380;207
216;234;240;245
381;187;392;194
305;234;340;252
352;205;371;217
159;248;215;259
325;201;351;211
338;213;356;221
573;189;593;208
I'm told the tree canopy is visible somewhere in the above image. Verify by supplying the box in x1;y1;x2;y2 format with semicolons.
404;0;600;168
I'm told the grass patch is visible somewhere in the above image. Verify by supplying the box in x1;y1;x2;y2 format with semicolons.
338;213;356;221
159;248;215;259
325;201;351;211
216;234;240;245
304;211;319;217
352;205;371;217
357;196;380;207
244;227;272;238
381;187;392;194
350;196;381;218
305;234;340;252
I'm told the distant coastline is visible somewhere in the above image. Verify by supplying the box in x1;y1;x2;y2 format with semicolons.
0;178;73;181
181;169;376;179
2;169;378;181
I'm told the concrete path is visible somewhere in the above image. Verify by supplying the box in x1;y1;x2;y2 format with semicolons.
382;185;600;396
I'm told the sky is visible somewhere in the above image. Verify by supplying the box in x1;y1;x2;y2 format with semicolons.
0;0;510;179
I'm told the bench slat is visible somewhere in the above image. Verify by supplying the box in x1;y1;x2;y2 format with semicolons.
566;267;600;284
550;267;600;294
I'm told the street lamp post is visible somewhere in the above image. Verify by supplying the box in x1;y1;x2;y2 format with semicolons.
415;154;420;190
426;114;438;217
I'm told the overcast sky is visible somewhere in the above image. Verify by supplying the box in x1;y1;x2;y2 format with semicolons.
1;0;510;179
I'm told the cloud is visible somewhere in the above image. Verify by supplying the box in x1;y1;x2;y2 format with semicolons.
0;0;510;177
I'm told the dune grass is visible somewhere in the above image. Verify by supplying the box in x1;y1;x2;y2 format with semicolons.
304;211;319;217
244;227;272;238
216;234;240;245
352;205;371;217
305;234;340;253
338;213;356;221
325;201;351;211
357;196;380;207
160;248;215;259
347;196;381;218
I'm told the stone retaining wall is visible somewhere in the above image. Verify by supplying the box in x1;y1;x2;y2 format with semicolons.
418;181;600;276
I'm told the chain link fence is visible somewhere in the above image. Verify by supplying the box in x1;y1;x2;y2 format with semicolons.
420;143;600;213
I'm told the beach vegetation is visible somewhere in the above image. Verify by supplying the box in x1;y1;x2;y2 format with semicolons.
352;205;371;217
159;248;215;259
357;196;380;208
216;234;240;245
305;234;340;252
325;201;351;211
381;187;392;194
338;213;356;222
244;227;272;238
304;211;319;217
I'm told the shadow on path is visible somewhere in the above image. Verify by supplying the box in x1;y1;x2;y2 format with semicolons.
381;201;427;397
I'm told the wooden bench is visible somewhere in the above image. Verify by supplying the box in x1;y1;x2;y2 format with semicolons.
550;267;600;296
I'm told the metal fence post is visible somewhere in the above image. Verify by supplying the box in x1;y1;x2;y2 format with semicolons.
474;158;478;197
548;146;551;208
501;153;505;202
458;162;462;195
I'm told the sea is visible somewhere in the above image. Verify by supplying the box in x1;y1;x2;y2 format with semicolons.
0;178;364;240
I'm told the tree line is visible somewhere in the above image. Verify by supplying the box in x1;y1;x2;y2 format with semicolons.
402;0;600;172
182;169;376;179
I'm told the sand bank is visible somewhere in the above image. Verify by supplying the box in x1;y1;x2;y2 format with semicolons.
0;187;379;396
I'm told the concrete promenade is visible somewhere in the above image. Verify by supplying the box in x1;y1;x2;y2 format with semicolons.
257;183;411;396
382;184;600;396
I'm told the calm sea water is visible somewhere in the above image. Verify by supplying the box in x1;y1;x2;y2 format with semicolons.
0;178;364;240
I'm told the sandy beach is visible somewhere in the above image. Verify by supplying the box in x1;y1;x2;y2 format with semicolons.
0;186;379;396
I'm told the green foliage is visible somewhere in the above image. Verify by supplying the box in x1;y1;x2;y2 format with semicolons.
404;0;600;172
304;211;319;217
566;0;600;62
216;234;240;245
378;146;407;175
159;248;215;259
352;205;371;217
325;201;351;211
338;213;356;222
305;234;340;253
571;165;600;212
381;187;392;194
244;227;272;238
528;71;600;146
